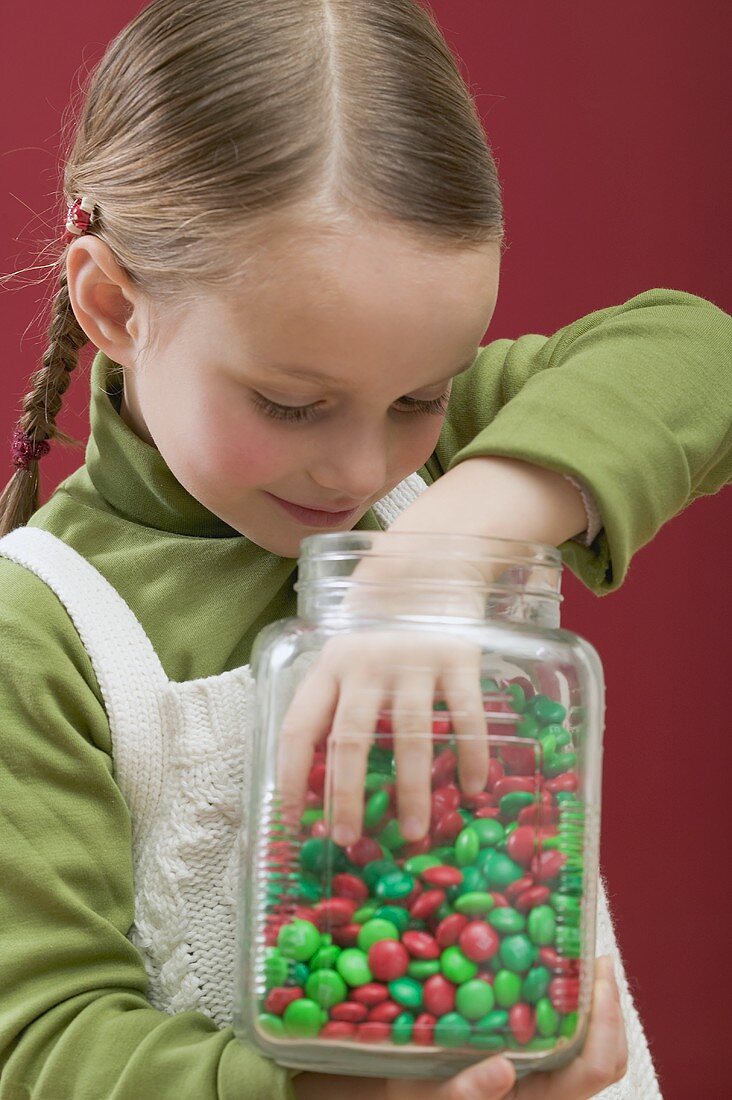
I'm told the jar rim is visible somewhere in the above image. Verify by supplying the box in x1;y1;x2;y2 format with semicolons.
299;529;563;567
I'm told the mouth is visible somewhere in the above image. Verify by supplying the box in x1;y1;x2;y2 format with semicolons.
263;492;364;527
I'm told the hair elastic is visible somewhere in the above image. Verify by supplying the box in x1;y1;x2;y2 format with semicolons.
64;195;95;244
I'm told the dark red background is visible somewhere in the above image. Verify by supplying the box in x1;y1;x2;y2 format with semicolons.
2;2;730;1096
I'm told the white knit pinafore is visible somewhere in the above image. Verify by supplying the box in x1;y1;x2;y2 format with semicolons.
0;471;661;1097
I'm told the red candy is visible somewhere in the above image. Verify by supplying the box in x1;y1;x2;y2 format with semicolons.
531;850;567;882
423;974;456;1016
330;923;361;947
412;1012;436;1045
345;836;382;866
410;888;446;920
506;875;535;904
518;803;560;827
506;825;539;866
358;1021;392;1042
350;983;390;1005
264;986;302;1014
314;897;358;928
458;920;500;962
549;976;580;1013
514;884;551;913
401;835;433;857
509;1003;536;1045
421;865;463;888
545;771;579;793
490;891;510;908
368;940;410;981
402;931;441;959
331;873;369;903
474;806;501;819
433;811;464;842
368;1000;403;1023
540;947;580;974
501;744;539;776
321;1021;357;1038
435;913;469;947
431;748;457;786
307;761;327;796
432;715;453;737
431;785;461;819
331;1001;368;1022
493;776;540;800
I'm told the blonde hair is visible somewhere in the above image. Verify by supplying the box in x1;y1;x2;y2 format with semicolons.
0;0;504;537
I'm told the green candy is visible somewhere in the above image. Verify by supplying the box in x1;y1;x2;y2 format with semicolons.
310;944;341;971
470;818;505;847
456;808;474;825
522;966;551;1004
493;969;522;1007
365;771;388;792
296;877;323;902
362;859;398;891
357;918;400;953
488;907;526;935
455;826;480;866
258;1012;286;1037
453;891;495;917
264;949;289;987
388;976;423;1009
392;1012;414;1044
277;919;321;962
468;1033;504;1050
300;808;324;828
560;1010;579;1037
481;850;525;888
434;1011;472;1048
374;869;416;901
364;789;390;829
431;845;458;865
506;683;526;713
352;904;378;924
305;968;347;1008
556;926;582;957
532;697;567;726
499;933;538;973
498;792;536;821
408;959;441;980
283;997;322;1037
455;978;495;1020
449;866;485;899
536;997;560;1037
292;961;310;986
516;714;540;739
378;817;407;851
543;723;571;748
539;732;558;758
403;854;442;875
372;905;411;933
528;905;556;946
336;948;373;987
300;836;345;875
440;945;479;984
527;1037;558;1050
474;1008;509;1033
544;751;577;778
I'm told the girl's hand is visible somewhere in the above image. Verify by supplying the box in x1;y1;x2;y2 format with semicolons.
275;534;506;842
384;955;628;1100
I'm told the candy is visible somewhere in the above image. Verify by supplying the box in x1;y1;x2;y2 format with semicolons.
257;693;588;1059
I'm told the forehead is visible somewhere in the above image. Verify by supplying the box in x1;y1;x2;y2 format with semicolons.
214;226;500;381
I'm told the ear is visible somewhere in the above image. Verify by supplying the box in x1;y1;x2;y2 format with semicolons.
66;236;147;368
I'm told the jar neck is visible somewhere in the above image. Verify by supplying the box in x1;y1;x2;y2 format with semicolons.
295;531;563;629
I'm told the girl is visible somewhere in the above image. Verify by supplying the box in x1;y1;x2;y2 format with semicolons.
0;1;728;1098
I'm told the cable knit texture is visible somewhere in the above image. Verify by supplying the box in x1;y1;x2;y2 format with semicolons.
0;470;658;1097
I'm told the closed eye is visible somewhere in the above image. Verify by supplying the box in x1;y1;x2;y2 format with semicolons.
250;389;451;424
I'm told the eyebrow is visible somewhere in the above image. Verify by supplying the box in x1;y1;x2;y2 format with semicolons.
265;354;478;388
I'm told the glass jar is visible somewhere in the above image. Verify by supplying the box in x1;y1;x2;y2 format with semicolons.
234;531;604;1081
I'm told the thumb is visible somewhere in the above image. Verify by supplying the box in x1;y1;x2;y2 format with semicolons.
438;1055;516;1099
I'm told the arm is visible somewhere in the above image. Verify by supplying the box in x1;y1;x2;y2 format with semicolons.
417;287;732;593
0;559;296;1100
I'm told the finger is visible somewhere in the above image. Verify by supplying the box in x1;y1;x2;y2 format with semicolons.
513;955;628;1100
439;1055;516;1099
276;667;340;828
325;680;386;846
390;669;437;841
437;646;490;797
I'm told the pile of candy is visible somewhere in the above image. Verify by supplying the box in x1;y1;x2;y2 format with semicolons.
256;678;584;1053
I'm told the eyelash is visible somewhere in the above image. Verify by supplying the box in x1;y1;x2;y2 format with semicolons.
250;390;451;424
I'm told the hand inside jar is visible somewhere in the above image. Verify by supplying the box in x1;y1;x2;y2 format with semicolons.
275;533;520;845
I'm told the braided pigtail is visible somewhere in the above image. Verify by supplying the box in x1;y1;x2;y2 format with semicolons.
0;261;89;537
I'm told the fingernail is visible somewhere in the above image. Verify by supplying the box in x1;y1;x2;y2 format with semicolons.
402;817;424;840
332;824;355;846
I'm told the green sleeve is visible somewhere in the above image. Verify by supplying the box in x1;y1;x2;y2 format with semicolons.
420;287;732;594
0;558;299;1099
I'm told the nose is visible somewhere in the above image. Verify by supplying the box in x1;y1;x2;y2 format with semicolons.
309;418;390;504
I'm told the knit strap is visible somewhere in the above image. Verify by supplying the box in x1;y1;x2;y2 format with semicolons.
0;526;169;830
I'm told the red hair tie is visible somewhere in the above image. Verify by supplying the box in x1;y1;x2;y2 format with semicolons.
64;195;95;245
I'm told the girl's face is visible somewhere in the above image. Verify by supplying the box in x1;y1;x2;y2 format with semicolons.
123;225;501;558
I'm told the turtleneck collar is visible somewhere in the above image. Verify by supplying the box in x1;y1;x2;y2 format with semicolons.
84;349;383;542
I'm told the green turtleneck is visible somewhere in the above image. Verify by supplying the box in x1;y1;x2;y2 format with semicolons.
0;287;729;1098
